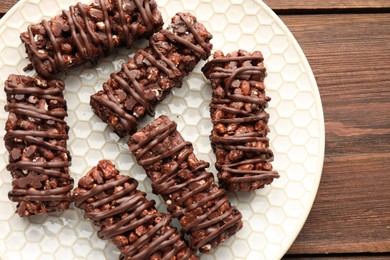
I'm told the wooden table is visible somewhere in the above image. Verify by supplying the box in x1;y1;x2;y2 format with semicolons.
1;0;390;258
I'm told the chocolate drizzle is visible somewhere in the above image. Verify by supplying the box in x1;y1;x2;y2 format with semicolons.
73;160;196;260
21;0;163;76
4;75;73;216
91;12;213;137
202;51;280;192
128;115;243;252
131;121;211;194
134;0;153;32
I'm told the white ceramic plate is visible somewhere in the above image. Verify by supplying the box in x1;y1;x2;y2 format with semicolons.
0;0;325;259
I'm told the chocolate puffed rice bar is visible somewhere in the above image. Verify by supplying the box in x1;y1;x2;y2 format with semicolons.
202;50;280;192
90;12;213;137
4;74;73;216
21;0;163;76
73;160;198;260
128;115;243;252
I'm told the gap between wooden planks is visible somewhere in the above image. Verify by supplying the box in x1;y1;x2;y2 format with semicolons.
2;0;390;15
264;0;390;11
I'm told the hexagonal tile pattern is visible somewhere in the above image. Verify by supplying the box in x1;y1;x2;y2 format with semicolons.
40;236;60;254
231;239;250;258
0;0;324;259
209;14;228;32
21;243;41;259
211;0;230;13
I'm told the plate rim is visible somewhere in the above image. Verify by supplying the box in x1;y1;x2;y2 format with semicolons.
255;0;325;256
255;0;326;257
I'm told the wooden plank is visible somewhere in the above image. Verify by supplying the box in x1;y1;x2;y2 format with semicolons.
263;0;390;11
0;0;18;15
280;13;390;254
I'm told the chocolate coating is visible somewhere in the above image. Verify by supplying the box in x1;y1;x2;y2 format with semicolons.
90;12;213;137
21;0;163;76
202;50;280;192
73;160;197;260
4;74;73;217
129;115;243;252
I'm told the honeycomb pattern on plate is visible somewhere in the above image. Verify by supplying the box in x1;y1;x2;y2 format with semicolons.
0;0;324;259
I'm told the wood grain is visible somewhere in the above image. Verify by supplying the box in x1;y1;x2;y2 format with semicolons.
0;0;18;16
264;0;390;11
280;13;390;254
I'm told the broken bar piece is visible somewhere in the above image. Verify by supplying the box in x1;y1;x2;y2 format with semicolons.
202;50;280;192
73;160;198;260
20;0;163;76
128;115;243;252
90;12;213;137
4;74;73;217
